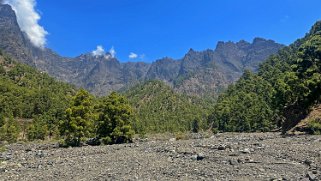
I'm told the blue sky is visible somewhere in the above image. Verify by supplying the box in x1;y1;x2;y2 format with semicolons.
34;0;321;62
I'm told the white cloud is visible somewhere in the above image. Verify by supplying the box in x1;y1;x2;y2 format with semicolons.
109;46;116;58
129;52;138;59
92;45;106;57
92;45;116;59
4;0;48;48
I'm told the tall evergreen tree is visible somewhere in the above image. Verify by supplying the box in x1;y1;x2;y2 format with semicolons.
60;89;94;146
96;92;135;144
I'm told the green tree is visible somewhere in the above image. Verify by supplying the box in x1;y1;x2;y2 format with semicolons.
295;34;321;106
191;119;200;133
96;92;135;144
27;116;48;141
0;116;20;143
60;89;94;146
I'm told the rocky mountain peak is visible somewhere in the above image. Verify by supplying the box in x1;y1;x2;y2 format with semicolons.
0;4;15;18
252;37;277;46
77;52;115;62
215;41;237;51
236;40;251;49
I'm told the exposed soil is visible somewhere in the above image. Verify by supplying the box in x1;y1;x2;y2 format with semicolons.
288;104;321;135
1;133;321;180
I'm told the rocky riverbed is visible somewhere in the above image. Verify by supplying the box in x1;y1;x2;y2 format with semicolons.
0;133;321;180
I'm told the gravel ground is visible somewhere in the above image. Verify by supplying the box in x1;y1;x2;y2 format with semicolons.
0;132;321;181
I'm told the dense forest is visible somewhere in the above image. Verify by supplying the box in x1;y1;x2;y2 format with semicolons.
208;21;321;134
124;80;213;134
0;50;75;143
1;21;321;146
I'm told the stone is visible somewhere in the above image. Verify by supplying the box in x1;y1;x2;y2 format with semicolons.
218;145;226;150
237;158;245;164
35;150;45;158
0;132;320;180
241;148;251;154
191;154;198;160
197;153;205;160
307;172;316;181
304;159;313;166
229;159;238;165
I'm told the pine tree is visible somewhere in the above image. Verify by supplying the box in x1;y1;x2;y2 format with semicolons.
0;116;20;143
96;92;135;144
60;89;94;146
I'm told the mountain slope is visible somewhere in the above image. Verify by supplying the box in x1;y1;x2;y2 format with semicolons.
0;4;284;96
208;21;321;133
0;50;75;118
124;80;213;133
0;50;75;142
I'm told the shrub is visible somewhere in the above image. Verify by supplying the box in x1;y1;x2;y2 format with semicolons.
101;136;112;145
307;118;321;135
27;117;48;141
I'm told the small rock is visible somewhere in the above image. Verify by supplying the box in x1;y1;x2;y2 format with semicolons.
191;154;198;160
0;167;6;173
197;153;205;160
253;143;262;147
304;159;313;166
300;178;310;181
229;159;238;165
35;150;45;158
25;148;33;152
307;171;316;181
229;152;240;157
241;148;251;154
191;153;205;161
169;138;176;142
258;168;265;172
237;158;245;164
218;145;226;150
245;156;254;163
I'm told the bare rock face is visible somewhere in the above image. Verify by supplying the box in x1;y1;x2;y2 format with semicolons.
0;4;34;66
0;4;284;96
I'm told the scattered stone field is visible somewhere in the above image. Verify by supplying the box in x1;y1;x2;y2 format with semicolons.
1;133;321;180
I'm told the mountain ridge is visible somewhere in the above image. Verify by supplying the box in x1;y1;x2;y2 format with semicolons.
0;4;284;96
